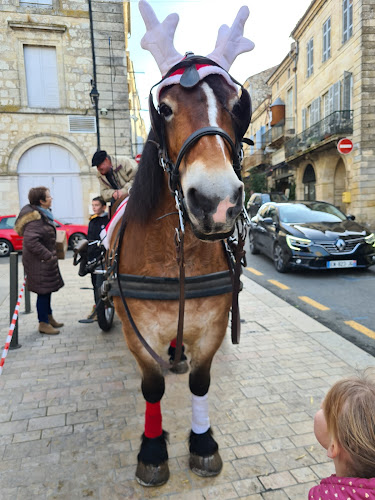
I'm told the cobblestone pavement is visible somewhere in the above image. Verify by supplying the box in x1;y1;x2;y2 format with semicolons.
0;254;374;499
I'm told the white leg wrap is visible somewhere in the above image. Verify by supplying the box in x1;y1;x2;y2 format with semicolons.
191;394;210;434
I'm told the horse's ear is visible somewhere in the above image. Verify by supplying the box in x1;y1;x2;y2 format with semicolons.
232;87;252;139
149;92;163;144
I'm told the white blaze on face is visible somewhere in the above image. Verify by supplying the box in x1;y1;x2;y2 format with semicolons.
201;82;226;159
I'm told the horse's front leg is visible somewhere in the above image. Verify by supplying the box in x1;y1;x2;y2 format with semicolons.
188;352;223;477
135;360;169;487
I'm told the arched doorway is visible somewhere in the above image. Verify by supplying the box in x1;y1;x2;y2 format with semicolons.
18;144;84;224
334;160;346;213
303;164;316;201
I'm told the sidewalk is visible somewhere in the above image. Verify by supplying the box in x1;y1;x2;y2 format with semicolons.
0;254;374;500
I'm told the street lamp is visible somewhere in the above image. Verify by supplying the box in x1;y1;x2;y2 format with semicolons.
90;79;101;150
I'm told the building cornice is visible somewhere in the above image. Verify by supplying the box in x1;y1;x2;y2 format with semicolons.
8;21;66;33
290;0;325;40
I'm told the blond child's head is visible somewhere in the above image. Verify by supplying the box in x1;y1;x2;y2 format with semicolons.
314;369;375;478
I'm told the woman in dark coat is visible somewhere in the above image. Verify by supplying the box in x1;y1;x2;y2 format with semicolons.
15;186;64;334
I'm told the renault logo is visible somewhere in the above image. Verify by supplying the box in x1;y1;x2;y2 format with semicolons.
336;239;346;251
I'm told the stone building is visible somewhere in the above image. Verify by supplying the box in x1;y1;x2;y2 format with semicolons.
0;0;134;223
242;67;276;174
244;0;375;227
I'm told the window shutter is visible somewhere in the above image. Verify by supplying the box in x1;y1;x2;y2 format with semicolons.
333;81;341;111
255;129;262;150
343;72;352;110
43;48;60;107
250;135;254;155
24;46;59;108
302;108;307;131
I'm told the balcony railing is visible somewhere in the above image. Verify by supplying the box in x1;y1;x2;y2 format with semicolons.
262;118;295;147
243;150;269;170
285;110;353;159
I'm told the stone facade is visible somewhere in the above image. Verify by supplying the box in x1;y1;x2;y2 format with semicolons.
0;0;133;222
243;0;375;227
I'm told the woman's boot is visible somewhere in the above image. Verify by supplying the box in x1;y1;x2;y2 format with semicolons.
39;322;60;334
48;315;64;328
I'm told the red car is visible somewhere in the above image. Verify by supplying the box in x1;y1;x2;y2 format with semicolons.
0;214;88;257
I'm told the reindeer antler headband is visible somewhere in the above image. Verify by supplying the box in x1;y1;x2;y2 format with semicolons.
139;0;255;90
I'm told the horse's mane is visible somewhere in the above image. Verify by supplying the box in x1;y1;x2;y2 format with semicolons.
124;75;250;225
124;129;164;225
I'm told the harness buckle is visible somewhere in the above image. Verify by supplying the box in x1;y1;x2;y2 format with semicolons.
159;154;167;171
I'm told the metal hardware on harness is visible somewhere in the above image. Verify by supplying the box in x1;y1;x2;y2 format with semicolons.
174;190;185;236
242;205;252;226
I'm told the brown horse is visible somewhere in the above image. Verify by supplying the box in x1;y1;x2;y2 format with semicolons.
108;1;253;487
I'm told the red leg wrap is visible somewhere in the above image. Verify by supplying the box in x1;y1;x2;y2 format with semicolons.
145;401;162;438
170;338;184;348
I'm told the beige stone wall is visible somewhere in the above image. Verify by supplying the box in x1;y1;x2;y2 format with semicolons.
0;0;132;220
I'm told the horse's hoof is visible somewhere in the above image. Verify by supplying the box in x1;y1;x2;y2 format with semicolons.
135;461;170;487
169;359;189;374
189;451;223;477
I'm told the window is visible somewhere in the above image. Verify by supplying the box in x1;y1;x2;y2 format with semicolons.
0;217;16;229
24;46;59;108
343;0;353;43
310;97;321;125
324;81;341;117
323;18;331;62
20;0;53;6
307;38;314;77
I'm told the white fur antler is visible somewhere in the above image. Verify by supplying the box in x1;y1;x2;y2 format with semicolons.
139;0;183;76
207;6;255;72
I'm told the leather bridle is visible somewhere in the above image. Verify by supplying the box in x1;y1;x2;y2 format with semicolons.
149;55;252;194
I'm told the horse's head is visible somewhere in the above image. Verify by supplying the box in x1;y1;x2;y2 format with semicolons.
158;73;251;240
139;0;254;240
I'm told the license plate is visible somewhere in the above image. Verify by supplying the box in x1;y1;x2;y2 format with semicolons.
327;260;357;269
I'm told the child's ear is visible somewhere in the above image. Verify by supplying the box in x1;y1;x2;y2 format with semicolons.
327;438;340;459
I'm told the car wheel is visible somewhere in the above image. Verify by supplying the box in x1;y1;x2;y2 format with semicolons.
0;239;13;257
249;231;260;254
69;232;86;249
273;243;289;273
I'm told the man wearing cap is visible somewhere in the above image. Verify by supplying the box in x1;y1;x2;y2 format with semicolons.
91;150;137;207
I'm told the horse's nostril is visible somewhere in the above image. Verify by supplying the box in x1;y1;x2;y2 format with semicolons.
187;188;215;215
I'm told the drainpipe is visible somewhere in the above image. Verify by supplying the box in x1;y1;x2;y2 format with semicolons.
293;41;299;135
88;0;100;150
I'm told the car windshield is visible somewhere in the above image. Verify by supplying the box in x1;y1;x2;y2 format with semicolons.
269;193;287;202
279;203;347;223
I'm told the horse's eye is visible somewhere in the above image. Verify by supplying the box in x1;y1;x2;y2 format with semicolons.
159;103;173;117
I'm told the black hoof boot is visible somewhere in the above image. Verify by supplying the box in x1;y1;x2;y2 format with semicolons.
189;428;223;477
136;432;169;487
168;345;189;374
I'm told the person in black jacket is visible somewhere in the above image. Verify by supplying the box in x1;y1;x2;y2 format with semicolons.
87;197;109;319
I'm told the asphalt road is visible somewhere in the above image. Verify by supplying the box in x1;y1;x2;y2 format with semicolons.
243;237;375;357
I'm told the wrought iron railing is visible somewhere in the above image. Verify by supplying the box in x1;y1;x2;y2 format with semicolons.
262;118;295;147
285;110;353;158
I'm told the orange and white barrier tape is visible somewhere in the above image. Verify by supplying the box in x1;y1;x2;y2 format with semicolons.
0;278;26;376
